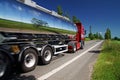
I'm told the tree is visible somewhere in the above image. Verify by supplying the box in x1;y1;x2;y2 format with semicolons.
99;33;103;40
57;5;63;15
88;25;94;40
31;18;48;27
94;32;103;40
88;33;95;40
113;36;120;41
72;16;80;23
72;16;77;23
104;28;111;40
95;32;99;39
114;36;118;40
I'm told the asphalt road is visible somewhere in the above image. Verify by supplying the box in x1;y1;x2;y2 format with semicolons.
9;40;103;80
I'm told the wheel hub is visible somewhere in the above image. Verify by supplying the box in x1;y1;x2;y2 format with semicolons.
44;50;51;61
24;53;36;68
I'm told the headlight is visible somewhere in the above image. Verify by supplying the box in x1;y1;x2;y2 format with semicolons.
11;45;20;54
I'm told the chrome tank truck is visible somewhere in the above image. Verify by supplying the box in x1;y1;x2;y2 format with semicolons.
0;0;85;80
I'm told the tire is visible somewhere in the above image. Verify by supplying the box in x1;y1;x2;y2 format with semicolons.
72;44;77;53
20;48;38;72
81;41;84;49
68;41;76;53
40;47;53;65
0;52;11;80
71;44;76;53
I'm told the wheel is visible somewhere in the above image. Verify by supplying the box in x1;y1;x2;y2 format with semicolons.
68;41;76;53
0;52;11;80
20;48;38;72
70;44;76;53
81;41;84;49
73;44;77;53
40;47;53;65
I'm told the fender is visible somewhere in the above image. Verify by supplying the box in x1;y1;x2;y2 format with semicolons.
0;48;14;64
18;46;39;62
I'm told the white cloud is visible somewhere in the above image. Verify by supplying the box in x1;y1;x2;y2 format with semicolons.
18;6;22;11
12;4;23;11
31;10;41;16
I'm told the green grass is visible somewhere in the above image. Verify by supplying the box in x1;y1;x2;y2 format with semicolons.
0;18;76;34
92;40;120;80
85;37;91;41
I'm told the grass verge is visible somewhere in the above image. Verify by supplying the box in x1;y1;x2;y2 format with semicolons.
85;37;91;41
91;40;120;80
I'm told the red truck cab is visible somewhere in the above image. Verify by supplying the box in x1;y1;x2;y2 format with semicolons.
68;22;85;52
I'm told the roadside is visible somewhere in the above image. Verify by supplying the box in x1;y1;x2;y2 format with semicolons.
91;40;120;80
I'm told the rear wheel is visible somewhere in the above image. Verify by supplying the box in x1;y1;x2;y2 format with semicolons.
40;47;53;65
71;44;76;53
0;52;11;80
20;48;38;72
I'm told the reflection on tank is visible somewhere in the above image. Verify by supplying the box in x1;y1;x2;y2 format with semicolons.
31;18;49;27
0;0;77;35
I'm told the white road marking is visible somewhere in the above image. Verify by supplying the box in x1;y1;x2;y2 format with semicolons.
37;41;103;80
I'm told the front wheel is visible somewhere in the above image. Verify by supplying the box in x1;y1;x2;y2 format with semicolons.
20;48;38;72
0;52;11;80
81;41;84;49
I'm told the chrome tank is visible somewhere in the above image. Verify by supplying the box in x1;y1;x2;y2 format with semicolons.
0;0;77;35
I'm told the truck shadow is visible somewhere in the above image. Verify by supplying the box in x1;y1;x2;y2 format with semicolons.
8;68;37;80
8;73;37;80
89;50;101;54
52;53;65;61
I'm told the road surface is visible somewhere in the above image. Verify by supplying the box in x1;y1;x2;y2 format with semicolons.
9;40;103;80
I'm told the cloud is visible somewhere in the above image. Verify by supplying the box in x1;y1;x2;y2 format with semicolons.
18;6;22;11
31;10;41;16
12;4;23;11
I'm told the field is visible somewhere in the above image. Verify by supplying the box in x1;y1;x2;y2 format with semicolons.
92;40;120;80
0;18;76;34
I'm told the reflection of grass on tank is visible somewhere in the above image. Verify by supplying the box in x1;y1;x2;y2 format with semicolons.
0;18;76;35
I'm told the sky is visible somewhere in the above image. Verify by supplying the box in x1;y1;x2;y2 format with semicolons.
33;0;120;38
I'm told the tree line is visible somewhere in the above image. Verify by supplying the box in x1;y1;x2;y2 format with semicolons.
88;26;120;40
57;5;80;23
88;26;111;40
